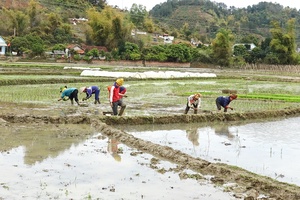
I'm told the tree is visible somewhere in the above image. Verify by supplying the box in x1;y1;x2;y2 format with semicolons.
27;0;41;29
11;37;29;55
269;19;298;65
166;44;192;63
191;47;213;64
143;45;168;61
11;34;45;56
130;4;147;29
25;34;45;56
119;42;141;60
3;8;29;36
233;45;247;57
211;29;234;67
87;7;132;50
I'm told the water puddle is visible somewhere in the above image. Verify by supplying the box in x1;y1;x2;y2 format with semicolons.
123;117;300;186
0;124;235;199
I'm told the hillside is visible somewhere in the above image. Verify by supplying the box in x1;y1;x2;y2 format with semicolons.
0;0;100;17
150;0;300;44
2;0;300;45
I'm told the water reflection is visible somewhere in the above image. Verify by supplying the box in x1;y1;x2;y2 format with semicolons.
0;126;235;199
213;124;236;139
107;137;122;162
125;117;300;186
0;124;95;165
186;128;199;146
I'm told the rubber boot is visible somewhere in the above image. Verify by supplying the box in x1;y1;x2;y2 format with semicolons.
71;99;74;105
118;105;126;116
194;109;197;114
94;99;100;104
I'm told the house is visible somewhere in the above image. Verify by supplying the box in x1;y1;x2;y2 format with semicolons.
0;36;8;55
233;43;256;51
158;34;174;44
190;38;202;46
66;44;85;55
45;50;66;58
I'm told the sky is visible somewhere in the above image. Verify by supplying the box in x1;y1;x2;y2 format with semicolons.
106;0;300;11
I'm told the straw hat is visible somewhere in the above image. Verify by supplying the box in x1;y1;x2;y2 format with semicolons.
80;87;87;93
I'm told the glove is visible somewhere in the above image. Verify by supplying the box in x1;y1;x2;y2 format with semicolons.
82;98;87;101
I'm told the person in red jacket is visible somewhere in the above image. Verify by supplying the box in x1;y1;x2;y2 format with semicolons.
109;78;126;116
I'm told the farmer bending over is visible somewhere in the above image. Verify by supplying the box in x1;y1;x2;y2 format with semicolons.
80;86;101;104
58;86;79;105
184;93;201;114
216;94;237;112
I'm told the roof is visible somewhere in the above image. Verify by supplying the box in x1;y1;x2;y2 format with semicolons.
81;45;108;52
67;44;108;54
0;36;7;46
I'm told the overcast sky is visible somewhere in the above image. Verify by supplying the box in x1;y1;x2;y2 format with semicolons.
107;0;300;11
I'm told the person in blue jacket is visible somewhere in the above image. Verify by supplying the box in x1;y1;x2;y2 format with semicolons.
58;86;79;105
80;86;101;104
216;94;237;112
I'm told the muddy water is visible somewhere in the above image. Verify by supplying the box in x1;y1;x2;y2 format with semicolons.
122;117;300;186
0;124;236;199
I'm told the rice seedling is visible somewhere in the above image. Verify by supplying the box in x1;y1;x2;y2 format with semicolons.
0;63;299;113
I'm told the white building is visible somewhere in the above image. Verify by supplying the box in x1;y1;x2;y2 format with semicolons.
0;36;8;55
233;43;256;51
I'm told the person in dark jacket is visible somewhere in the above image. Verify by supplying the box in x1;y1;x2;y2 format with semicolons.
80;86;101;104
58;86;79;105
216;94;237;112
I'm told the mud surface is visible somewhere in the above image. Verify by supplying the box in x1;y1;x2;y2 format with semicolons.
1;123;236;199
1;109;300;199
1;63;300;199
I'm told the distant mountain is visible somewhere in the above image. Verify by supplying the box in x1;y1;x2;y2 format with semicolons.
150;0;300;44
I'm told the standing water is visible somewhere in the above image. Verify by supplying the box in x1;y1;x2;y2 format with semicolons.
0;123;236;199
124;117;300;186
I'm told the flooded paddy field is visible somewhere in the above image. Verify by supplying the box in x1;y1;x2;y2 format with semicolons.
121;117;300;186
0;124;235;200
1;62;300;199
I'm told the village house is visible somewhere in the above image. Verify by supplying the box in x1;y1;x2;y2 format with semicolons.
0;36;8;55
66;44;108;60
159;33;174;44
233;43;257;51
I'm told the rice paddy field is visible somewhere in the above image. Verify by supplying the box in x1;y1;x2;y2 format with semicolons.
0;61;300;200
0;62;299;116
